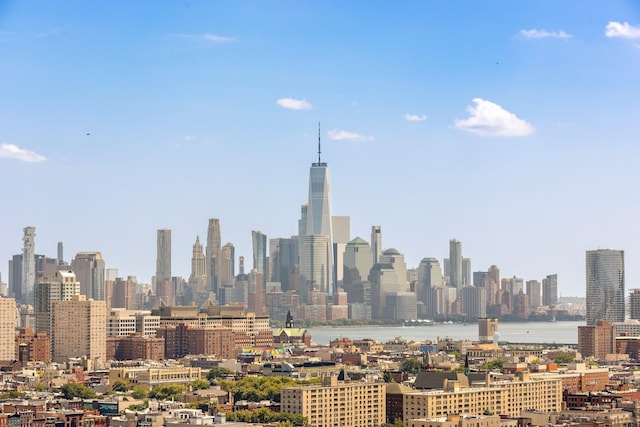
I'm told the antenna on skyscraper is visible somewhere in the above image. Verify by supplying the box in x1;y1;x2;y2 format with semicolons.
317;121;322;164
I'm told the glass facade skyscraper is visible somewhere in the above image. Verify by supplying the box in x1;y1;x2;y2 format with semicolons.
586;249;625;326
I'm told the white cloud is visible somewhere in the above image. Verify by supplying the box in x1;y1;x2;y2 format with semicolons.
454;98;535;137
171;33;235;43
327;129;374;142
276;98;312;111
184;135;196;142
404;113;427;122
605;21;640;39
519;29;572;39
0;143;46;162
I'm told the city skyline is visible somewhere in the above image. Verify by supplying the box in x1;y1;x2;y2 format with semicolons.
2;2;639;297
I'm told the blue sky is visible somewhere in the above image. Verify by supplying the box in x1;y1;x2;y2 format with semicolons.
1;1;639;297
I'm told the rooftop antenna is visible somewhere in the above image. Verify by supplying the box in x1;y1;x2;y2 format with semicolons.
317;121;322;164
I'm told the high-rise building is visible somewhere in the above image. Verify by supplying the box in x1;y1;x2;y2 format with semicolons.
302;133;334;296
343;237;373;289
578;320;615;359
630;289;640;320
57;242;64;264
369;248;409;319
0;297;17;361
155;229;173;305
371;226;382;265
21;226;36;304
269;237;297;292
526;280;541;309
299;235;331;303
206;218;221;294
51;294;107;365
331;216;350;287
9;254;23;301
70;252;105;300
449;239;462;294
542;274;558;307
219;242;235;288
586;249;625;326
112;277;137;310
462;285;487;320
252;230;268;275
34;270;81;335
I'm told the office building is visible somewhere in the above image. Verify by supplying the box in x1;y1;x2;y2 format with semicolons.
155;229;173;305
51;295;107;365
369;248;409;319
449;239;462;294
57;242;64;264
188;236;206;289
302;152;334;296
0;297;17;361
8;254;23;301
630;289;640;320
21;226;36;304
371;225;382;265
70;252;105;300
112;276;137;309
107;308;160;337
218;242;234;288
461;285;487;320
252;230;268;275
34;270;81;335
206;218;221;294
586;249;625;326
543;274;558;307
268;237;297;292
281;376;386;427
343;237;373;290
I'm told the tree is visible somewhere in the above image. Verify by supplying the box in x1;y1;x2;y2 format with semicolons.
148;384;186;401
479;358;506;371
383;371;394;383
207;367;234;381
387;418;404;427
401;358;422;375
111;380;130;392
131;386;148;400
554;352;574;364
60;383;97;399
190;379;210;391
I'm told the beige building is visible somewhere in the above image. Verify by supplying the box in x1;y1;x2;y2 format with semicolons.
109;365;201;390
107;308;160;337
403;373;562;426
0;297;17;361
410;414;500;427
281;376;385;427
34;270;80;335
51;295;107;364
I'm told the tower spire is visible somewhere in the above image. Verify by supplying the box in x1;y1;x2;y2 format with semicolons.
317;121;321;164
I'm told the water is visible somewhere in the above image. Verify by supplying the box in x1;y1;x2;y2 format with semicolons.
307;320;583;346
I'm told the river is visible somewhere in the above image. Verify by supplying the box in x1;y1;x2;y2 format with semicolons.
307;320;583;346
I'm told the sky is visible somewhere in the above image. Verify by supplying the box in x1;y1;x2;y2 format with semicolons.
1;1;639;297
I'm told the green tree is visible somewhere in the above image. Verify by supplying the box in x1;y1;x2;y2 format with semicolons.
554;352;574;364
148;384;186;401
479;358;506;371
131;386;148;400
383;371;394;383
60;383;97;399
230;376;297;403
207;367;234;381
401;358;422;375
1;391;26;399
111;380;130;392
190;379;210;391
387;418;404;427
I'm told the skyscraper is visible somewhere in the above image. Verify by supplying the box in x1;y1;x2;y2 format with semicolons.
21;226;36;304
70;252;105;300
252;230;268;275
34;270;80;335
300;129;334;296
206;218;221;294
630;289;640;320
542;274;558;307
449;239;462;294
155;229;172;286
57;242;63;264
586;249;625;326
343;237;373;288
219;242;235;287
371;226;382;266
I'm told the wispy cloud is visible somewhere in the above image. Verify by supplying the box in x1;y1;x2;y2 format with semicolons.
276;98;312;111
0;143;47;162
327;129;374;142
519;29;572;39
404;113;427;122
605;21;640;39
170;33;236;43
454;98;534;137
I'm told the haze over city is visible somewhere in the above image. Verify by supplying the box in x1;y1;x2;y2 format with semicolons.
2;1;639;296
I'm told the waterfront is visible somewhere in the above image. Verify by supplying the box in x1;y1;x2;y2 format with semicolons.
307;320;583;346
